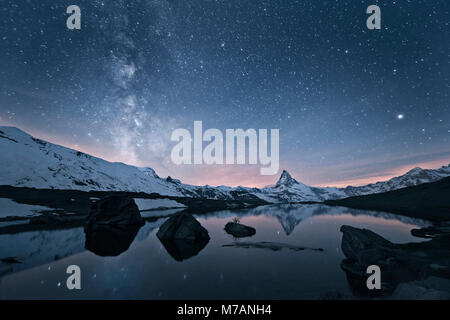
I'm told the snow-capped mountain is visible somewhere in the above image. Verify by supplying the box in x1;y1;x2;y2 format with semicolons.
341;166;450;196
255;170;347;202
255;165;450;202
1;126;449;203
0;126;260;202
0;127;190;196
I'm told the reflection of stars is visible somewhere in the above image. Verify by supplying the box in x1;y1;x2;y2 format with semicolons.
397;114;404;120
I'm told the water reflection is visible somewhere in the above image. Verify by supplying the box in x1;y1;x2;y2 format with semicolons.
202;204;430;235
159;238;210;262
0;203;437;299
84;225;142;257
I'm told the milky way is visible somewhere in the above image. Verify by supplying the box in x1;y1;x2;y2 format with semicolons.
0;0;449;187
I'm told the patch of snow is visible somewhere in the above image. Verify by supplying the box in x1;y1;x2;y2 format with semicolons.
133;198;186;211
0;198;52;218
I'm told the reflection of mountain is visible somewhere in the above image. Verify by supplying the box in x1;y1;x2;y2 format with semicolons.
0;227;85;276
196;204;430;236
0;219;167;278
2;126;449;203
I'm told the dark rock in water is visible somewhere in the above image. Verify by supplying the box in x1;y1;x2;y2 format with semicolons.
340;225;450;297
159;238;209;262
156;213;210;241
411;222;450;240
156;213;210;261
223;241;323;252
224;222;256;238
0;257;22;264
84;224;142;257
87;196;144;227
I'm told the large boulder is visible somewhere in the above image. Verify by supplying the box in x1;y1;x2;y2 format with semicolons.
156;213;210;241
86;196;145;227
224;222;256;238
340;225;450;296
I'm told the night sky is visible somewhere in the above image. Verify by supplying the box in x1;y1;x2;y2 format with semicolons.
0;0;449;187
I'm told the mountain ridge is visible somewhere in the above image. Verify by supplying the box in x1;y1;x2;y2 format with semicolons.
1;126;449;203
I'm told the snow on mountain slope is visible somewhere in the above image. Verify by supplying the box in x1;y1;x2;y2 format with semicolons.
1;126;449;203
255;164;450;202
254;170;346;202
341;165;450;197
0;126;264;202
0;127;190;196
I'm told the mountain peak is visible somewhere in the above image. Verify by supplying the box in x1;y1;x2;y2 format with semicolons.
276;170;296;187
406;167;423;175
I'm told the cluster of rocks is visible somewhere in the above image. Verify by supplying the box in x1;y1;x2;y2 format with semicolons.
340;224;450;296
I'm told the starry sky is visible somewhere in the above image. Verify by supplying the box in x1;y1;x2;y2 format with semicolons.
0;0;449;187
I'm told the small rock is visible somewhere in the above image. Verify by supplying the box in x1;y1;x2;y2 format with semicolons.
224;222;256;238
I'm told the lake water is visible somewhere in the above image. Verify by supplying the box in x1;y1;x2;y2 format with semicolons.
0;204;431;299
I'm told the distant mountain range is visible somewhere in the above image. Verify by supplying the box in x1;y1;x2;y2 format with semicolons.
1;126;449;203
326;176;450;221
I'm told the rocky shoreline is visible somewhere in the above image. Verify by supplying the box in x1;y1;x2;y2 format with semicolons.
340;223;450;297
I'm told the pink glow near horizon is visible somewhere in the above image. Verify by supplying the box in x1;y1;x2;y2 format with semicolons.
7;125;450;189
315;159;450;188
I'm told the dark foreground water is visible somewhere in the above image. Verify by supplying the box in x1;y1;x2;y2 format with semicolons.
0;204;434;299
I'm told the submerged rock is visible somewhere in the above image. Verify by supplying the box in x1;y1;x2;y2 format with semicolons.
156;213;210;241
224;222;256;238
411;222;450;240
223;241;323;252
87;196;144;227
340;225;450;296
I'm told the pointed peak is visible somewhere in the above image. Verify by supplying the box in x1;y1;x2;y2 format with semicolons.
280;170;292;179
276;170;297;187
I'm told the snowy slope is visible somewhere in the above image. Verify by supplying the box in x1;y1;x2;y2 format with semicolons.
1;126;449;203
0;127;190;196
255;170;346;202
342;166;450;197
0;127;260;201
